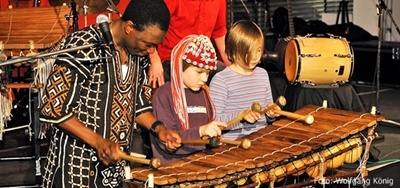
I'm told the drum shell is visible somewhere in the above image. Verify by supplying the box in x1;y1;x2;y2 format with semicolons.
284;37;354;85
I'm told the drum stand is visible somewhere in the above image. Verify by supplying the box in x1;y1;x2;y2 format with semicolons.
336;0;350;25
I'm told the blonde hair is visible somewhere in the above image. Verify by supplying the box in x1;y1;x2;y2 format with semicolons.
225;20;264;66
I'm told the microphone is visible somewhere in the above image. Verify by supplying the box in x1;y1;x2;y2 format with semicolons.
96;14;116;55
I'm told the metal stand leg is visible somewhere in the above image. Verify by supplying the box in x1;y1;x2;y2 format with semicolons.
336;0;350;25
0;87;43;187
32;92;42;186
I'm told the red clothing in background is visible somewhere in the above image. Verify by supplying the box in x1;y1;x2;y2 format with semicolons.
158;0;227;63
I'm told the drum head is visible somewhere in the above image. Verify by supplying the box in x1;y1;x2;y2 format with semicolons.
284;39;299;83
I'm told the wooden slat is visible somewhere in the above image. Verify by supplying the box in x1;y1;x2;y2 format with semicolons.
0;5;71;57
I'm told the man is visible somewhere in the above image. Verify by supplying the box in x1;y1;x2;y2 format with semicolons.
148;0;230;88
39;0;181;187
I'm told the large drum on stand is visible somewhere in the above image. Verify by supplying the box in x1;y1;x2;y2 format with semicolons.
284;37;354;86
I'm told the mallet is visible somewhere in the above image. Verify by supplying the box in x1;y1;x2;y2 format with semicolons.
119;153;161;169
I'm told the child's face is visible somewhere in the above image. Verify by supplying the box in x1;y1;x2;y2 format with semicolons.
238;52;261;71
248;57;261;69
183;65;210;91
247;46;263;69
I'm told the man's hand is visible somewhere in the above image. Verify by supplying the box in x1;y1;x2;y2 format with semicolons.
148;52;165;88
157;128;181;150
58;116;122;166
93;137;122;166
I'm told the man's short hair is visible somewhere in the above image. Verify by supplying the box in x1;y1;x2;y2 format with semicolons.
122;0;170;32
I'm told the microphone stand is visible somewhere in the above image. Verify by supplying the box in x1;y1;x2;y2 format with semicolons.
374;1;384;114
0;43;102;67
65;0;79;33
373;0;400;114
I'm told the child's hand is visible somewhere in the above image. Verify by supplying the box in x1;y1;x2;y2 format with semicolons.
242;110;262;123
265;102;281;118
199;121;227;137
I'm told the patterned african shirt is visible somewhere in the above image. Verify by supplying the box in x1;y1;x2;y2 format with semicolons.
39;25;152;188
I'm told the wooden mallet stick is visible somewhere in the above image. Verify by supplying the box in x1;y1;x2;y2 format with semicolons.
119;153;161;169
258;96;287;114
182;137;251;149
182;137;223;148
181;139;219;147
6;83;44;89
202;102;260;141
272;110;314;125
225;102;262;128
257;96;313;124
220;138;251;149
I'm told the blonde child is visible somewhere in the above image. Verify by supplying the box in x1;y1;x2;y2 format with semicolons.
209;20;280;140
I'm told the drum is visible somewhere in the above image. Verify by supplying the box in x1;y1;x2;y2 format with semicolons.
125;105;383;187
284;37;354;85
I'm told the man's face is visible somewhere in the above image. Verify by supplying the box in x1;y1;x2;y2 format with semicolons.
125;24;166;56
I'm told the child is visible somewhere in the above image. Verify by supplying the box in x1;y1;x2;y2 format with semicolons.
150;35;227;165
209;20;280;140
